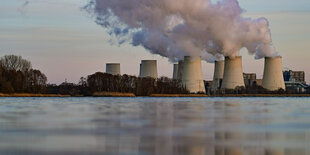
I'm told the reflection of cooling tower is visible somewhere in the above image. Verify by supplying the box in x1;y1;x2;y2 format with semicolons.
177;60;184;80
222;56;245;89
139;60;158;78
262;57;286;91
172;64;178;79
211;60;225;92
106;63;121;75
182;56;205;93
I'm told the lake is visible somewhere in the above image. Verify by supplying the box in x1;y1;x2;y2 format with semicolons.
0;97;309;155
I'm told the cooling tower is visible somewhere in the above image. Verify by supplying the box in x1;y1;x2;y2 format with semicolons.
177;60;184;80
222;56;245;89
172;64;178;79
139;63;142;77
139;60;158;78
211;60;225;92
182;56;205;93
262;57;286;91
106;63;121;75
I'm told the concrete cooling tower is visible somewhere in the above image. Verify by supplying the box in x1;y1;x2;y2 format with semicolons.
106;63;121;75
172;64;178;79
211;60;225;92
139;60;158;78
222;56;245;89
139;63;142;77
262;56;286;91
177;60;184;80
182;56;205;93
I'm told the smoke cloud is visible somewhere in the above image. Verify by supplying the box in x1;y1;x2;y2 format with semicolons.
85;0;279;62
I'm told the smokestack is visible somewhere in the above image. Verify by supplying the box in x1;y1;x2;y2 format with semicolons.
172;64;178;80
222;56;245;89
139;60;158;78
262;56;286;91
211;60;225;92
106;63;121;75
182;56;205;93
177;60;184;80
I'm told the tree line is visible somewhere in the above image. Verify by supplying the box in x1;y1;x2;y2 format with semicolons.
0;55;47;94
47;73;189;96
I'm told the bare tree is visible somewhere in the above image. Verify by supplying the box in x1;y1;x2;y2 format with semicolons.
0;55;32;72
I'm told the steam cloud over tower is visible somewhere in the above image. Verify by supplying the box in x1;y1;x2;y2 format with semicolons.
211;60;225;92
262;57;286;91
181;56;205;93
222;56;245;89
106;63;121;75
139;60;158;78
172;64;178;80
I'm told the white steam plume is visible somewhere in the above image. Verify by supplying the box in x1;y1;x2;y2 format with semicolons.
85;0;279;62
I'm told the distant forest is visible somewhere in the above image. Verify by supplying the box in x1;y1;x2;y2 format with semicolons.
0;55;188;96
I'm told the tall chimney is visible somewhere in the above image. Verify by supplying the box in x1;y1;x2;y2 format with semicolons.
172;64;178;79
139;60;158;78
106;63;121;75
182;56;205;93
211;60;225;92
262;56;286;91
222;56;245;89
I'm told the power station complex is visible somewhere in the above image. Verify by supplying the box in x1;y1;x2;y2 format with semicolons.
106;56;306;93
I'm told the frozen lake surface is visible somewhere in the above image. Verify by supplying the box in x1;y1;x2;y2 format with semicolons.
0;97;310;155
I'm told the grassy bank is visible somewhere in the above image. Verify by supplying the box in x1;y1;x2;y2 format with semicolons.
212;94;310;97
0;93;71;97
93;92;136;97
150;94;209;97
150;94;310;97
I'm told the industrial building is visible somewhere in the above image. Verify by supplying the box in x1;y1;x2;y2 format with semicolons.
283;70;305;83
243;73;257;87
283;70;308;93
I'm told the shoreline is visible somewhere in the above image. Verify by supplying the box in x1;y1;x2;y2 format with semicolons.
150;94;310;97
1;93;310;97
0;93;71;97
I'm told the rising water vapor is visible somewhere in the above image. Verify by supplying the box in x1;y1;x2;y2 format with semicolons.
85;0;279;62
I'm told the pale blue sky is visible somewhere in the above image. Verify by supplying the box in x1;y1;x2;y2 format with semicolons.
1;0;310;84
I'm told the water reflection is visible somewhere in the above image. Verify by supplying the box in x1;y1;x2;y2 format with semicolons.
0;97;309;154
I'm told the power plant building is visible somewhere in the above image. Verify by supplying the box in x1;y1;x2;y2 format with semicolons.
262;57;286;91
181;56;205;93
139;60;158;78
106;63;121;75
283;70;305;83
222;56;245;89
243;73;257;87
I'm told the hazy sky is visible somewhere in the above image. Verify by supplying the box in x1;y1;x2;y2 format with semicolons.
1;0;310;84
